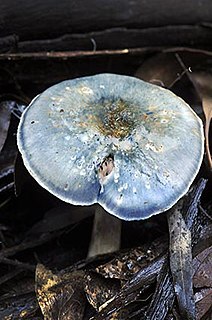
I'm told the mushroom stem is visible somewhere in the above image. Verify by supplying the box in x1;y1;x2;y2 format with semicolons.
87;205;122;258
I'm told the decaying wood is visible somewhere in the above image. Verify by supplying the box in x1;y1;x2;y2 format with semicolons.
1;1;212;52
166;179;208;320
1;26;212;54
92;255;166;319
2;0;212;37
145;262;175;320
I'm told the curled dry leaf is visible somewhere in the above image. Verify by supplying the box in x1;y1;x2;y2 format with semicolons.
35;264;86;320
190;71;212;171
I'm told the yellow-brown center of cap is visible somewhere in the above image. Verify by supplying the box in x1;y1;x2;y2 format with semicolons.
94;99;134;139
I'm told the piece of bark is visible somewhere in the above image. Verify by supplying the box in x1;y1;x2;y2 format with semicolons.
1;1;212;40
1;1;212;52
95;236;168;280
1;25;212;54
145;262;175;320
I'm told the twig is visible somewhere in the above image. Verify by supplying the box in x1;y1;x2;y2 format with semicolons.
0;257;35;271
199;204;212;221
1;46;212;61
0;182;14;193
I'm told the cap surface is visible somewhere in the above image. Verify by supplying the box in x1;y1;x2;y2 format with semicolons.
17;73;204;220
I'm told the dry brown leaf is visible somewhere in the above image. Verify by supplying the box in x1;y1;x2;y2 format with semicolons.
135;52;183;88
85;272;120;311
195;288;212;320
191;71;212;171
35;264;86;320
193;246;212;288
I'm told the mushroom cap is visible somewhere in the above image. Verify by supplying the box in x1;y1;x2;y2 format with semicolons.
17;74;204;220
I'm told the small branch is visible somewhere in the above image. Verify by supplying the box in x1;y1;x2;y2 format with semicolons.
1;46;212;61
0;49;131;60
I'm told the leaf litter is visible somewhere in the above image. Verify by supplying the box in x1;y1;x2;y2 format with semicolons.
0;49;211;320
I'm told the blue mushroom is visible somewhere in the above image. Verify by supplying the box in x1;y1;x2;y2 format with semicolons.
17;74;204;221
